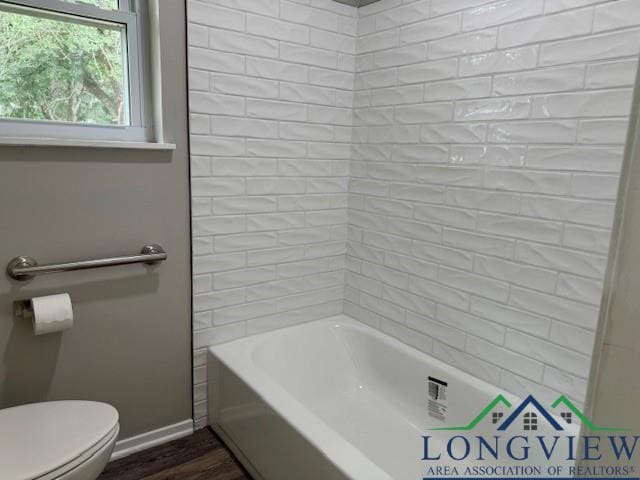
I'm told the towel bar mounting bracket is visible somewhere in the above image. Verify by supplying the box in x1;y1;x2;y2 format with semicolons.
7;256;37;280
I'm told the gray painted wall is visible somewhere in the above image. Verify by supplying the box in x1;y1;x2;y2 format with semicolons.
0;1;192;439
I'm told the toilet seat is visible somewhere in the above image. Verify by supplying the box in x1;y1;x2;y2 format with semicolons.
0;401;119;480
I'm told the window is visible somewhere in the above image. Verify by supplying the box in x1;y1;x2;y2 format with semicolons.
561;412;572;424
523;412;538;431
0;0;151;142
491;412;504;424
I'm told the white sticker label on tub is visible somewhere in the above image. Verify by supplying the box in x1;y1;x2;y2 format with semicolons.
428;376;448;422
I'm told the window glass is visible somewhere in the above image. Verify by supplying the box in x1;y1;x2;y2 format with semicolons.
0;9;127;125
61;0;120;11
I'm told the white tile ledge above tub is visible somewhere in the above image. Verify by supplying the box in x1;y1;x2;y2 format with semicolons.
0;137;176;150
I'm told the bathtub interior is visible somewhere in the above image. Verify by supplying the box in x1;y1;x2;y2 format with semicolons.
251;317;502;432
215;316;579;478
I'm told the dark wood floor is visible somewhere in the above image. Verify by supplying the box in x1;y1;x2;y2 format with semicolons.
99;428;251;480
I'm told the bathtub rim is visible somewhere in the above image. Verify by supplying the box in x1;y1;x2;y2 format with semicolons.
210;314;520;407
207;314;579;479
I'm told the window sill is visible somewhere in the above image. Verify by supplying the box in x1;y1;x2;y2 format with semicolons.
0;137;176;150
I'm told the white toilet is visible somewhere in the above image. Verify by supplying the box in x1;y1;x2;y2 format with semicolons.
0;401;119;480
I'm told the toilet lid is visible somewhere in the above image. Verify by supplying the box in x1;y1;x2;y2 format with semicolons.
0;401;119;480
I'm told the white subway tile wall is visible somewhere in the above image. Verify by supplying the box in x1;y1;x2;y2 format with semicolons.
188;0;639;425
188;0;356;427
346;0;638;410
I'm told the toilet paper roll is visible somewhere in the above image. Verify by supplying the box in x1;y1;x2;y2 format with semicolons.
31;293;74;336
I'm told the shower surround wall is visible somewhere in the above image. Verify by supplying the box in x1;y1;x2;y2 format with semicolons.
188;0;357;427
345;0;639;408
188;0;640;426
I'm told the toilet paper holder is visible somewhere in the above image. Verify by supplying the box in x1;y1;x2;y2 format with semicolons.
14;300;34;320
14;293;75;336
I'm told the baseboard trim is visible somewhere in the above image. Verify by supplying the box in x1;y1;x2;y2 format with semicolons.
110;419;194;461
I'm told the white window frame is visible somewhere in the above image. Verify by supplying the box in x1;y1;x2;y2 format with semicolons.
0;0;153;143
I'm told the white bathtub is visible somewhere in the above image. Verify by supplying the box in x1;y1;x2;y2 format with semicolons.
207;315;578;479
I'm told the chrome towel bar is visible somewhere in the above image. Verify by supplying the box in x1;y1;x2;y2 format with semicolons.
7;244;167;281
